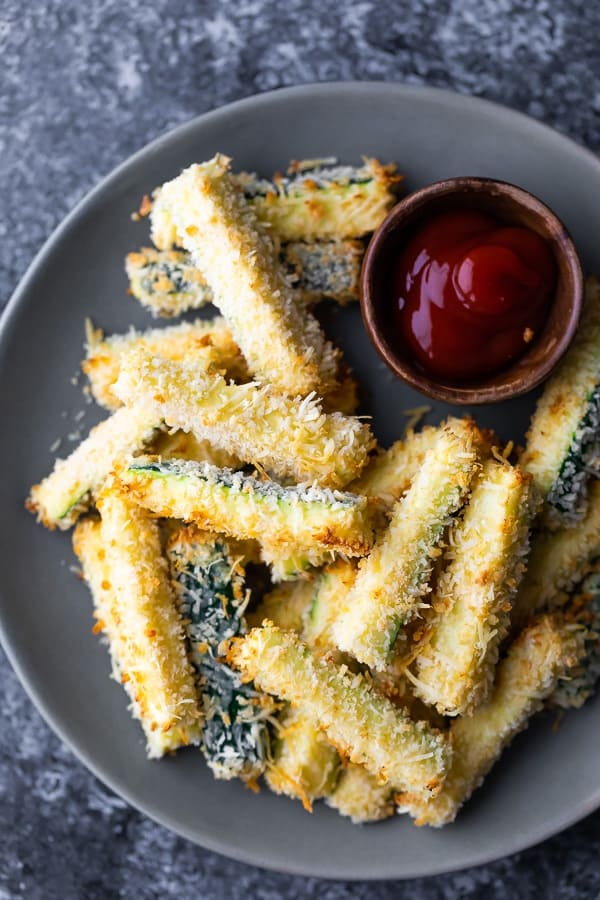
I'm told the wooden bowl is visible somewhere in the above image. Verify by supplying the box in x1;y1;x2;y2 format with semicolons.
360;177;583;404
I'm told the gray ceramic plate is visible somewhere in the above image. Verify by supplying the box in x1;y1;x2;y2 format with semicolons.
1;83;599;880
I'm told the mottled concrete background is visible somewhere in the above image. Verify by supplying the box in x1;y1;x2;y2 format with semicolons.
2;1;600;897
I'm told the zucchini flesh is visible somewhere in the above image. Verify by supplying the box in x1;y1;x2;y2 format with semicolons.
119;457;373;558
412;461;533;715
167;527;273;781
397;614;584;826
521;277;600;525
228;624;451;797
304;559;357;658
126;241;363;317
114;349;374;489
27;405;158;529
74;502;202;758
333;423;480;671
153;155;339;397
265;706;340;810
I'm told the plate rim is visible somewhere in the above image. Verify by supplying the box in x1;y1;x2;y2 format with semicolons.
2;80;600;880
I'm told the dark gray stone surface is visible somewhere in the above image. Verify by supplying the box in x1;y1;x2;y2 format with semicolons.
2;1;600;897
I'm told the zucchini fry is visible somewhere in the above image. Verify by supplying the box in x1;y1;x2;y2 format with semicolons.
512;480;600;625
304;559;357;658
151;428;241;470
266;562;363;813
258;567;349;811
228;624;450;796
118;457;373;558
154;155;339;396
397;614;585;826
74;505;202;758
125;247;213;316
247;579;314;632
260;544;336;583
411;461;533;716
520;277;600;525
282;239;363;305
83;317;247;410
327;763;395;824
333;423;480;670
114;350;373;489
126;241;363;317
551;560;600;708
351;425;441;508
27;405;158;529
242;157;400;241
351;417;489;510
167;527;273;781
265;706;340;811
150;157;400;249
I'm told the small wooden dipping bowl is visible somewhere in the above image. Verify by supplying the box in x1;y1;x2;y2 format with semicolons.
360;177;583;404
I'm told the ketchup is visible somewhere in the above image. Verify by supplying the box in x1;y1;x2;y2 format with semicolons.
391;210;556;382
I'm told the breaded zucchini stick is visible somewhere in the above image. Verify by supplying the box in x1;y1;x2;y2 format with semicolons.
126;241;363;316
242;157;401;241
83;317;247;410
333;423;480;670
512;480;600;626
167;527;273;781
250;580;343;811
114;350;373;488
411;461;533;716
259;544;337;583
551;560;600;708
265;706;340;811
282;240;363;305
304;559;357;658
351;425;441;508
154;155;339;396
247;579;315;632
520;277;600;525
327;762;395;824
125;247;213;316
27;405;158;529
352;417;489;510
74;505;202;758
150;157;401;249
397;614;585;826
228;624;450;796
151;428;241;470
118;457;373;558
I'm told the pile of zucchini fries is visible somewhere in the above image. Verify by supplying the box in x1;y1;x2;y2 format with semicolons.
27;153;600;827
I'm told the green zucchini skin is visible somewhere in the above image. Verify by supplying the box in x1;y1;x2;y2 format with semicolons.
167;529;274;782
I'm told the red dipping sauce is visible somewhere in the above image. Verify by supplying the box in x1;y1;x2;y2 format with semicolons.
391;210;556;382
